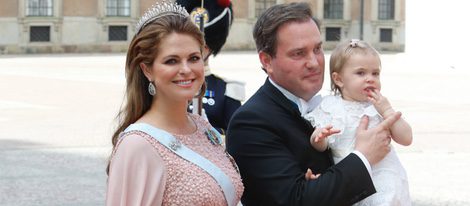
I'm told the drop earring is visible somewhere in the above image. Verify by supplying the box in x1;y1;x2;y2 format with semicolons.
148;81;156;96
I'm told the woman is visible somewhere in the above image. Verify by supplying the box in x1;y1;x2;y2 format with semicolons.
106;1;243;205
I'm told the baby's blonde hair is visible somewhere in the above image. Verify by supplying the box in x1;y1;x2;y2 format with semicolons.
329;39;381;95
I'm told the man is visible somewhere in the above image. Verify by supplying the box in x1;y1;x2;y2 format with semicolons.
226;3;401;206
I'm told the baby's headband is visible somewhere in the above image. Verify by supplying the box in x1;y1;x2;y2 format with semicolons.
350;39;360;48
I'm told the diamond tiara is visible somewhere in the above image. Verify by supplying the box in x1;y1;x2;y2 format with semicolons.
135;0;190;34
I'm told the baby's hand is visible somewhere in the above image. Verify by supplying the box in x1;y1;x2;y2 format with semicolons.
305;168;321;180
367;89;394;118
311;125;340;144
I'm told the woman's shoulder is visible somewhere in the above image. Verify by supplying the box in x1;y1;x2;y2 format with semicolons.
113;131;160;158
107;132;167;206
109;131;166;176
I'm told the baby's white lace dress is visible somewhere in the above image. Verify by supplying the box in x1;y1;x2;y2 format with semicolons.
304;95;411;206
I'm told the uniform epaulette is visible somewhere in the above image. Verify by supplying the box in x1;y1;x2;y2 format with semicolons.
225;79;246;101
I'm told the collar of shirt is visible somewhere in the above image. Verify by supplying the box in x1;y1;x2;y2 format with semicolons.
269;78;322;116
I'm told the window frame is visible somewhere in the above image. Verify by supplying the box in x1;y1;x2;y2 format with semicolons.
106;0;131;17
108;25;128;41
325;27;341;41
324;0;344;19
29;26;51;42
379;28;393;42
26;0;53;17
378;0;395;20
255;0;277;18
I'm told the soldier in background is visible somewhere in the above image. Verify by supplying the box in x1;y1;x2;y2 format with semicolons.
178;0;245;134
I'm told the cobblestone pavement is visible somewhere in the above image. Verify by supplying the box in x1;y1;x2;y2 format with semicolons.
0;52;469;205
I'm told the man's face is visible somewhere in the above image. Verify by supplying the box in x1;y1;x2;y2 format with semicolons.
261;19;325;100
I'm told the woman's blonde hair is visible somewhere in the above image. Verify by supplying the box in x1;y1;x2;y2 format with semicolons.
107;14;205;174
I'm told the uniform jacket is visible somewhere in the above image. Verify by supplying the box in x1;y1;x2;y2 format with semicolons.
203;74;243;134
226;78;375;206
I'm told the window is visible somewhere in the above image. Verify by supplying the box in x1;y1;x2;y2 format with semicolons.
109;26;128;41
255;0;276;18
30;26;50;42
324;0;343;19
107;0;130;16
26;0;53;16
380;28;392;42
378;0;394;20
326;27;341;41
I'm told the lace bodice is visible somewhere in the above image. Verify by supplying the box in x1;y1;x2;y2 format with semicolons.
107;114;243;206
304;95;382;163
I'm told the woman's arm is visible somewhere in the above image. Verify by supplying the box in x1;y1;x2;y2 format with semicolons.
106;135;166;206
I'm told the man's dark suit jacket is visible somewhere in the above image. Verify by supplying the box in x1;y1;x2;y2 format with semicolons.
226;79;375;206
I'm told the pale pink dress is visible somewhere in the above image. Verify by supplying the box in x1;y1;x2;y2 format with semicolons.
106;114;244;206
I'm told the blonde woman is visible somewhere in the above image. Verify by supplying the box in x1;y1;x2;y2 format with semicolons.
106;1;243;205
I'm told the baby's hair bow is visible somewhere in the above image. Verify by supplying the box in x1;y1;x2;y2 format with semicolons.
350;39;360;48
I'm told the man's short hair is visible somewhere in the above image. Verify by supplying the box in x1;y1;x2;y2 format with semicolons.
253;2;320;57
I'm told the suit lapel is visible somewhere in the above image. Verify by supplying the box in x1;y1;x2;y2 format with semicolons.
260;78;314;130
261;79;300;116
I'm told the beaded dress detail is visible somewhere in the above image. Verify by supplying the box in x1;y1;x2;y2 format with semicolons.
110;114;243;206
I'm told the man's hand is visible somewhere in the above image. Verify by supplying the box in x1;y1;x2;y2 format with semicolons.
305;168;321;180
354;112;401;165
